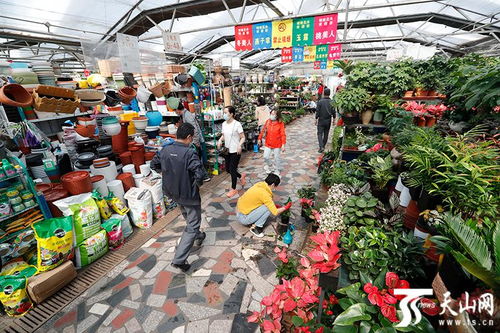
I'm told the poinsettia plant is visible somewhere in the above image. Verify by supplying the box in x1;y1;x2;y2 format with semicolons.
274;247;299;281
292;271;437;333
248;232;342;332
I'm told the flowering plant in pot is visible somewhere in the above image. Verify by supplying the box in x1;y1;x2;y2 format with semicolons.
318;184;350;232
248;231;342;332
274;247;299;282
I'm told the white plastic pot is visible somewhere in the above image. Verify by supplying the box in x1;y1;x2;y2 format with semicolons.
137;85;152;103
102;122;121;136
133;118;148;130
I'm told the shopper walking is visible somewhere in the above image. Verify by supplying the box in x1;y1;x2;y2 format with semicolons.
258;109;286;176
217;106;246;198
175;100;210;182
316;88;334;153
236;173;291;237
255;96;271;130
151;123;206;272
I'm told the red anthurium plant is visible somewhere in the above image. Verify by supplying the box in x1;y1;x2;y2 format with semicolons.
248;231;341;332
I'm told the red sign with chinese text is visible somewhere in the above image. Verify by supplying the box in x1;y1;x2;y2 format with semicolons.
327;43;342;60
313;61;322;70
281;47;293;63
235;25;253;51
313;14;338;45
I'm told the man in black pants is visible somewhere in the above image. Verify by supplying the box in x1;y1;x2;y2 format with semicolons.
151;123;206;272
315;88;334;153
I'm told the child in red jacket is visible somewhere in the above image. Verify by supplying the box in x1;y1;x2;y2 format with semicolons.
258;109;286;176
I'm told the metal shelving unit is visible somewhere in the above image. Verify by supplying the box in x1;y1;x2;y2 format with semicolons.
201;112;221;174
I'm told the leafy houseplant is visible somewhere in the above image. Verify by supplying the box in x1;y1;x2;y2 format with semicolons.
297;186;317;200
385;60;417;97
342;192;378;227
366;155;395;202
431;212;500;295
373;94;394;124
341;226;424;281
334;87;371;125
274;247;299;282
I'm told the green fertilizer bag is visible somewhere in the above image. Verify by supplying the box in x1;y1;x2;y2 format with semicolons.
75;229;108;268
31;216;74;272
0;276;32;317
53;193;101;246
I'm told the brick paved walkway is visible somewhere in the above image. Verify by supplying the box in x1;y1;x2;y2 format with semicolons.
41;114;321;333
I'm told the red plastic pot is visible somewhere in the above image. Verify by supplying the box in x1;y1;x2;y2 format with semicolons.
36;183;52;194
112;121;129;154
130;146;145;173
119;151;132;165
44;189;69;217
425;116;436;127
118;86;137;104
116;173;134;192
144;151;156;161
0;84;33;107
61;171;92;195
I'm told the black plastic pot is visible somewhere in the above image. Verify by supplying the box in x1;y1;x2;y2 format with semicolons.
341;149;363;162
417;190;442;211
280;215;290;225
372;187;389;203
277;221;288;234
342;113;359;125
408;185;422;201
104;90;121;107
439;254;475;298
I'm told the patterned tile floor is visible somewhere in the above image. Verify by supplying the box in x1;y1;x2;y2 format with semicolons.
41;114;322;333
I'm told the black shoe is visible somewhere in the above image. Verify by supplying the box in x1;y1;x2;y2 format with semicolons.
203;176;211;182
195;232;206;246
250;226;265;238
318;148;324;153
171;262;191;272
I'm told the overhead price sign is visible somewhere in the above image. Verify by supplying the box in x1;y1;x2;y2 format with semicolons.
328;43;342;60
116;33;141;73
315;45;328;61
292;47;304;62
252;22;272;49
162;32;182;53
272;19;293;48
292;17;314;46
234;25;253;51
303;46;316;62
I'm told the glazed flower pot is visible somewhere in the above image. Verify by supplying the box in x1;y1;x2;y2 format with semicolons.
118;86;136;104
146;110;163;126
102;116;121;136
132;117;148;131
0;84;33;107
373;111;384;124
361;110;373;125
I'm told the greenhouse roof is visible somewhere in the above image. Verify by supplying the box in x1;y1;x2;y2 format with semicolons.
0;0;499;70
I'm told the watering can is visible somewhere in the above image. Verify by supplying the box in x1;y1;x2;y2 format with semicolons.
283;224;295;245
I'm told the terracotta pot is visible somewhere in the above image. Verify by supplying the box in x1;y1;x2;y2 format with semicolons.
75;124;96;137
118;86;137;104
144;151;156;161
414;88;425;97
149;82;164;98
120;151;132;165
427;90;437;97
0;84;33;107
77;117;96;126
36;183;52;193
403;200;419;229
415;116;426;127
61;171;92;195
130;146;145;173
404;90;414;98
361;110;373;125
112;121;129;154
116;172;134;192
425;116;436;127
44;189;69;217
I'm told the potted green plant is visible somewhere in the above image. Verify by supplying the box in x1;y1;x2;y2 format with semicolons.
373;94;393;124
334;87;371;125
385;59;417;98
366;155;395;202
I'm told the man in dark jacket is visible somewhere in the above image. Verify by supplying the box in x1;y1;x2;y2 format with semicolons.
315;88;334;153
151;123;206;272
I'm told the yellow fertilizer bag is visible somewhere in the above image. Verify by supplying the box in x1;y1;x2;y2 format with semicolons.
0;258;37;278
31;217;74;272
0;276;32;317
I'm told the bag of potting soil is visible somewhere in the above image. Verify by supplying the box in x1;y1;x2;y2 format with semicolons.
92;190;112;220
124;188;153;229
139;175;165;219
101;218;123;250
0;258;37;278
31;216;74;272
23;249;37;266
74;230;108;268
105;214;133;238
53;193;101;246
0;276;32;317
105;192;129;215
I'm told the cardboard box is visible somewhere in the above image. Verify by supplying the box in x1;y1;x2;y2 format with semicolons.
27;261;77;303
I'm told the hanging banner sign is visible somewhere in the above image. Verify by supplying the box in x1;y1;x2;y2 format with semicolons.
116;33;141;73
272;19;293;48
320;61;327;69
313;61;322;70
313;13;338;45
281;47;293;63
292;47;304;62
327;43;342;60
162;32;183;53
303;45;316;62
327;60;335;69
252;22;272;49
292;17;315;47
235;25;253;51
315;45;328;61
